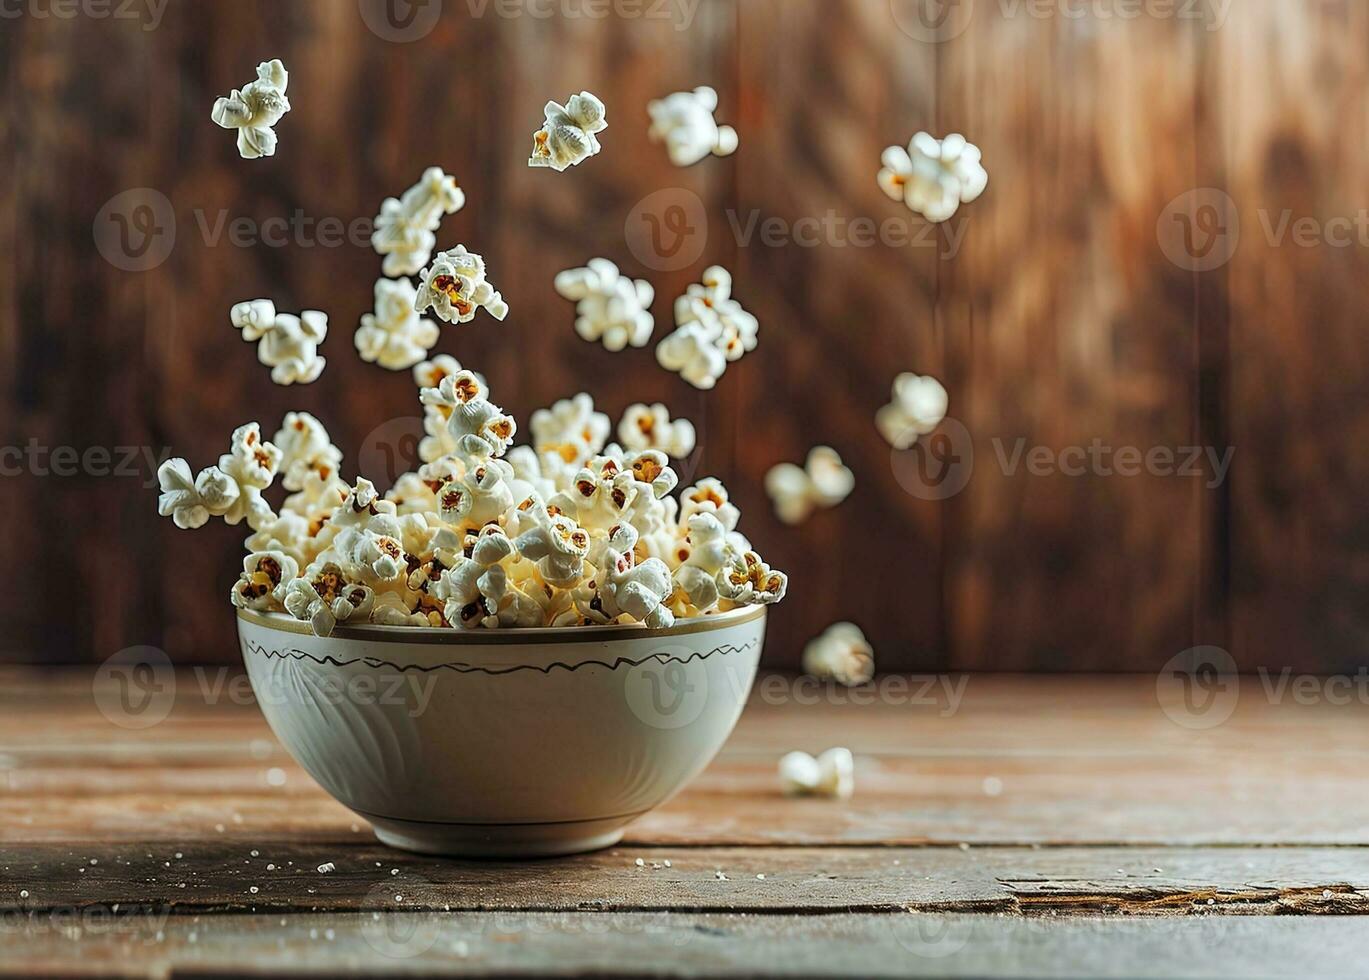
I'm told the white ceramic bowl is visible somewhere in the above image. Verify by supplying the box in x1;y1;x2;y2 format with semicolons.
236;606;766;858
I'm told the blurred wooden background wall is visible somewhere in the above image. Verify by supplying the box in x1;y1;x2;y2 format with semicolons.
2;0;1367;672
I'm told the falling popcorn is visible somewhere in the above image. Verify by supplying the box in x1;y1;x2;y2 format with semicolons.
778;748;854;800
802;622;875;687
656;266;758;389
764;447;854;525
647;86;739;168
617;403;696;461
878;132;987;223
211;59;291;160
554;258;655;352
355;278;441;371
372;167;466;278
414;245;509;325
529;91;607;171
231;299;328;385
876;373;948;450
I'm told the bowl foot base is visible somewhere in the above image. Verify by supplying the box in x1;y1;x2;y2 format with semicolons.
368;814;630;859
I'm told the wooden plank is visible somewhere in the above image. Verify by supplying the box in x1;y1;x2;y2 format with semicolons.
6;843;1369;917
734;0;945;671
1210;1;1369;673
5;912;1369;979
935;3;1214;670
6;671;1369;846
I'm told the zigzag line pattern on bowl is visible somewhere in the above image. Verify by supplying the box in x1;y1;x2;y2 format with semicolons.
240;638;761;676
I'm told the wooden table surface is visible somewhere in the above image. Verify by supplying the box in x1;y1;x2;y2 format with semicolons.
4;668;1369;978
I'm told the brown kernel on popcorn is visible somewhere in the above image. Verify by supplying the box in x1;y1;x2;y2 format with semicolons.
632;457;663;483
576;479;595;497
258;556;283;584
610;487;628;508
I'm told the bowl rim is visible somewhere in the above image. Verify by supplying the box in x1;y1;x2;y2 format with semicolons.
236;603;766;645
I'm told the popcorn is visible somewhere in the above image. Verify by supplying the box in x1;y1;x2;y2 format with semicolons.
679;478;740;532
764;446;855;525
530;393;610;468
876;373;948;450
158;361;788;631
618;404;696;460
211;59;290;160
878;132;987;224
231;300;328;385
413;246;509;326
802;622;874;687
577;524;675;629
229;551;299;612
356;278;441;371
371;167;466;278
656;266;758;389
778;748;854;799
717;549;788;607
529;91;606;171
431;526;513;629
283;563;376;637
647;86;738;168
554;259;654;352
513;496;592;589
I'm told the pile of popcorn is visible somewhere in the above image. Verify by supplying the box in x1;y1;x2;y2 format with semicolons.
157;362;787;635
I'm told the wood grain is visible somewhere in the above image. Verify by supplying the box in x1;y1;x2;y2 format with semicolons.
1;0;1366;673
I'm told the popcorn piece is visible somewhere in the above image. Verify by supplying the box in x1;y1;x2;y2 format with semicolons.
878;132;987;224
437;461;515;530
530;393;610;468
876;373;948;450
229;551;299;612
431;526;513;629
717;549;788;607
413;246;509;326
656;266;757;389
413;354;479;392
647;86;739;168
157;459;216;530
372;167;466;278
513;497;592;589
618;403;696;460
802;622;874;687
529;91;606;172
274;412;343;493
679;478;740;532
356;278;441;371
778;748;854;800
211;59;290;160
764;446;855;525
554;259;654;352
577;524;675;629
231;300;327;386
283;564;376;637
422;370;517;461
